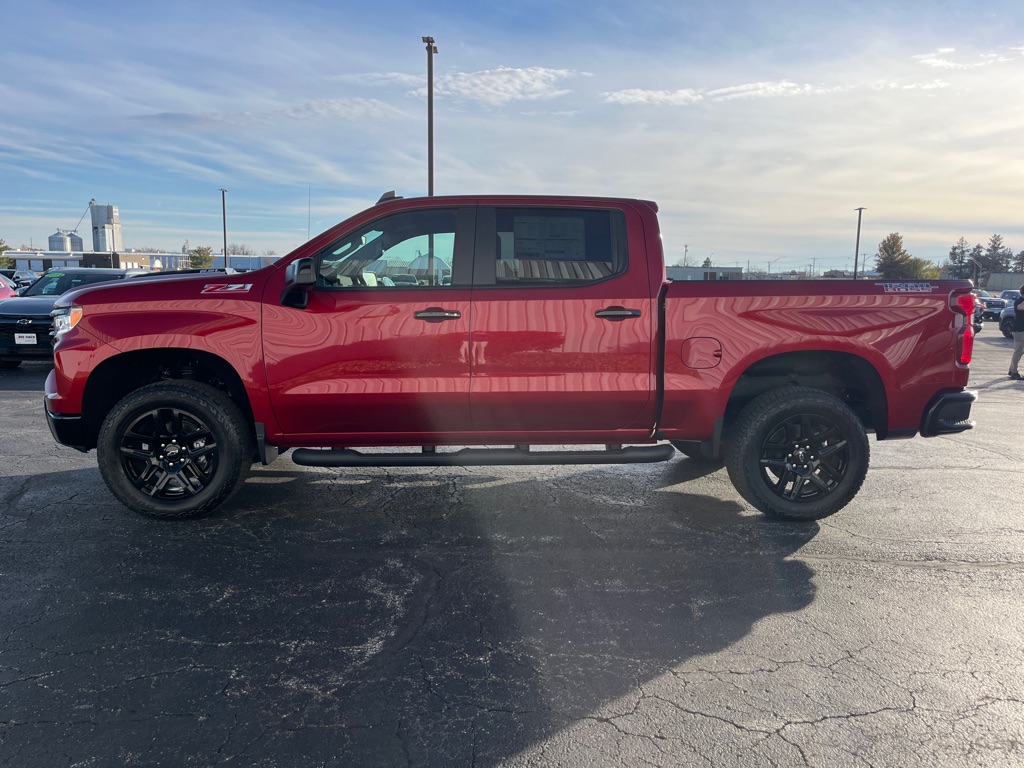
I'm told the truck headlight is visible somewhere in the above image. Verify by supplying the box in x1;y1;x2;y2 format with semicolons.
52;306;84;336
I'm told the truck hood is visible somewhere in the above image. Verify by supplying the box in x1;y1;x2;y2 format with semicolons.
0;296;59;318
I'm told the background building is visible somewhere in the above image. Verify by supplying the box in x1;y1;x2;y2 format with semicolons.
47;230;85;252
667;265;745;281
91;204;123;252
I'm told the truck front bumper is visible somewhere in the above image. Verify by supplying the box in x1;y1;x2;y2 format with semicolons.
920;390;976;437
44;400;89;452
44;368;89;452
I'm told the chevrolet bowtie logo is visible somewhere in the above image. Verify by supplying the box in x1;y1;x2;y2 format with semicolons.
17;319;33;325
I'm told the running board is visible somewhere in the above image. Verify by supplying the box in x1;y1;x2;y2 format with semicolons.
290;443;676;468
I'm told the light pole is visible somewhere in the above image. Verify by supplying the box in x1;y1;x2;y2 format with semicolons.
853;207;866;279
968;256;983;286
220;188;228;268
422;36;438;196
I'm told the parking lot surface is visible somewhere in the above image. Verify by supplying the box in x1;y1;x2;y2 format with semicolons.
1;330;1023;767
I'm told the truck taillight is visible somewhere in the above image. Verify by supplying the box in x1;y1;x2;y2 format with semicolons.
952;291;974;365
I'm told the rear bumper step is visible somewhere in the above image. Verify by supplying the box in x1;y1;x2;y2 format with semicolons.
290;443;676;468
921;390;977;436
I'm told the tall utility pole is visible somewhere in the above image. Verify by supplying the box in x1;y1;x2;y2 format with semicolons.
220;188;228;267
422;36;438;196
853;207;866;279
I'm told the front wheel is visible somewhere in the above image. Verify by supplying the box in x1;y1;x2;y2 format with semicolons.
97;381;254;519
725;387;869;521
1001;318;1014;339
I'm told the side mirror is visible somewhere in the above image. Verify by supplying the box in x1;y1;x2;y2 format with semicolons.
282;257;316;308
284;258;316;288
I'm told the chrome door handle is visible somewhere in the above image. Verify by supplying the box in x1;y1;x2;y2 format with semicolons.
414;308;462;321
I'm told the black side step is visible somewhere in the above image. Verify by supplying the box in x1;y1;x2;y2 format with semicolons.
290;443;676;468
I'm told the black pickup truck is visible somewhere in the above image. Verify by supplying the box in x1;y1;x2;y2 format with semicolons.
0;267;149;368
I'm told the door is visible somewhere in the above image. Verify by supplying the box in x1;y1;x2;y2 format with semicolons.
263;206;476;439
467;205;656;434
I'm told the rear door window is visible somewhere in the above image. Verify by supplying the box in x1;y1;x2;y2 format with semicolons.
490;208;627;286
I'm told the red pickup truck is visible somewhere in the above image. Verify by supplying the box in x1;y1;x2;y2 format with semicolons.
44;194;976;522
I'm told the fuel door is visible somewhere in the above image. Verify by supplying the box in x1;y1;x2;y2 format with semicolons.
681;337;723;369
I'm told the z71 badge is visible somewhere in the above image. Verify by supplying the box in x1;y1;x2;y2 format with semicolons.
201;283;253;294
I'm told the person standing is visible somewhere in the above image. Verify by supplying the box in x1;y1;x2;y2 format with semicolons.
1009;285;1024;380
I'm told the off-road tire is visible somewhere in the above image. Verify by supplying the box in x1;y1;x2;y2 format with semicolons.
725;386;869;521
97;380;254;520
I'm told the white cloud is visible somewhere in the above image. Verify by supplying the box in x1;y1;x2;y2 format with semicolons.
430;66;581;106
279;98;400;121
331;72;424;89
132;98;400;128
913;47;1011;69
602;88;702;106
601;80;846;105
706;81;840;100
901;80;950;90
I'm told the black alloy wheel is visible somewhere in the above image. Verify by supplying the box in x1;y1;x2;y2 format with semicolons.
726;387;869;521
118;406;219;500
98;381;253;519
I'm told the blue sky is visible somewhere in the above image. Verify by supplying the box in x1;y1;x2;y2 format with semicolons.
2;0;1023;272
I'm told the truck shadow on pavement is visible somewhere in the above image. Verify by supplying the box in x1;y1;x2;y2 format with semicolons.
1;458;817;766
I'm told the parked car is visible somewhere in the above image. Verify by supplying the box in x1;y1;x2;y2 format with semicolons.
0;267;149;368
1000;299;1023;338
0;274;17;300
0;269;37;289
971;289;1008;321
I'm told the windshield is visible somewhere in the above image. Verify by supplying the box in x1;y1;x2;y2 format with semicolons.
23;271;125;297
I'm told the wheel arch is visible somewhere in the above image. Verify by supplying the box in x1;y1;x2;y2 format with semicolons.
723;349;888;440
80;348;256;450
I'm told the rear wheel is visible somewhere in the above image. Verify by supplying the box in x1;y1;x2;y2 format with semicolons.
726;387;869;521
97;381;254;519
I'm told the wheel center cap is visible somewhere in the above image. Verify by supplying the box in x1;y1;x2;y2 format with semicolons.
165;444;181;459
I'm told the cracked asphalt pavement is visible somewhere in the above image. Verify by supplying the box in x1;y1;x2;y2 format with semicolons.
2;333;1023;767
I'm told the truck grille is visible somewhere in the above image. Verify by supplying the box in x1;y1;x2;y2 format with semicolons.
0;315;54;355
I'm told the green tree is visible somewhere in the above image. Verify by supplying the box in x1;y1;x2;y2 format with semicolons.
946;237;971;280
1014;250;1024;273
874;233;914;279
188;246;215;269
984;234;1011;274
906;257;940;279
0;238;11;269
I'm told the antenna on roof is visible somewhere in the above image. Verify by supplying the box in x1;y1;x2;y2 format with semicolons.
376;190;403;204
